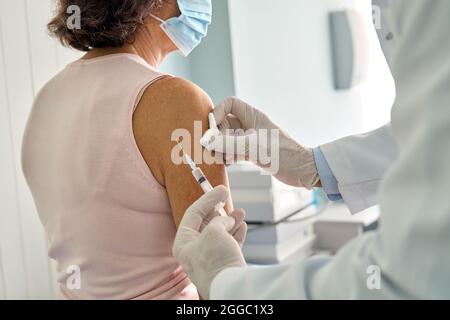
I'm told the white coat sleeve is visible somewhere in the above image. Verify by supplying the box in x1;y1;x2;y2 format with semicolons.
320;124;398;213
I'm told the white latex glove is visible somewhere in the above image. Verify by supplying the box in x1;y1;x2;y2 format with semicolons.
200;97;320;189
173;186;247;299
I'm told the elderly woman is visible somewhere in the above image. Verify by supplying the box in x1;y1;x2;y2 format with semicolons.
21;0;232;300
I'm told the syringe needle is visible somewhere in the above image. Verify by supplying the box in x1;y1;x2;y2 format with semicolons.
177;142;197;171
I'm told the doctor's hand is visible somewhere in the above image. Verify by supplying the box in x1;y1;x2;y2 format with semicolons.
173;186;247;299
201;97;320;188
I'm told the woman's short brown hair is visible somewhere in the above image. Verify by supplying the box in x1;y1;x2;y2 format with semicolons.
48;0;163;51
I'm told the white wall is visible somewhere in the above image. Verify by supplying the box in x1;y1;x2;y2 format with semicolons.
161;0;236;104
189;0;235;104
0;0;84;299
227;0;394;146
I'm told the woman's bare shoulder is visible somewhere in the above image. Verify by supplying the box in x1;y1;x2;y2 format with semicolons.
139;76;213;121
133;76;231;226
133;76;214;185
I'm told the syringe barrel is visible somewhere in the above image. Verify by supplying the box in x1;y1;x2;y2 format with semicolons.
192;168;211;190
192;168;227;216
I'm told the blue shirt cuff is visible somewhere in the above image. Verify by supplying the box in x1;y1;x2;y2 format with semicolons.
313;147;342;201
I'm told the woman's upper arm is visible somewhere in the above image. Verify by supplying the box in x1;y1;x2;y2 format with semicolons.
133;77;232;227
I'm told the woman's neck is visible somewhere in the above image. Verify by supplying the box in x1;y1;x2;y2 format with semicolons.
82;23;169;68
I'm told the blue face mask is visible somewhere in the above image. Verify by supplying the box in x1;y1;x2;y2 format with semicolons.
150;0;212;57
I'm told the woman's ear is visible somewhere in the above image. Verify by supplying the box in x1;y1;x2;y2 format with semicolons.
159;0;181;20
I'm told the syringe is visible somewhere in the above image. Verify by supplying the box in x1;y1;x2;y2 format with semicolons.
178;143;228;217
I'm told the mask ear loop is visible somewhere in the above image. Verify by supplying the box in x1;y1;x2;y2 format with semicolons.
149;13;165;24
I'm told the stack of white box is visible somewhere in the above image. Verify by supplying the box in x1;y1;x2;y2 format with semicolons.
228;164;317;264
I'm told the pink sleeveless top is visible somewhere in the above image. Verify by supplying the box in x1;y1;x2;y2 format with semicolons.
22;54;198;300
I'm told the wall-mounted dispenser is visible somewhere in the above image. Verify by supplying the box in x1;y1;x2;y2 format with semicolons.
330;10;370;90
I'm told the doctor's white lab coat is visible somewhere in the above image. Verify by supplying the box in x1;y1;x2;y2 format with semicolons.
210;0;450;299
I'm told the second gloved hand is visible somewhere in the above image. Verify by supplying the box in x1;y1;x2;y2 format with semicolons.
200;97;320;189
173;186;247;299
